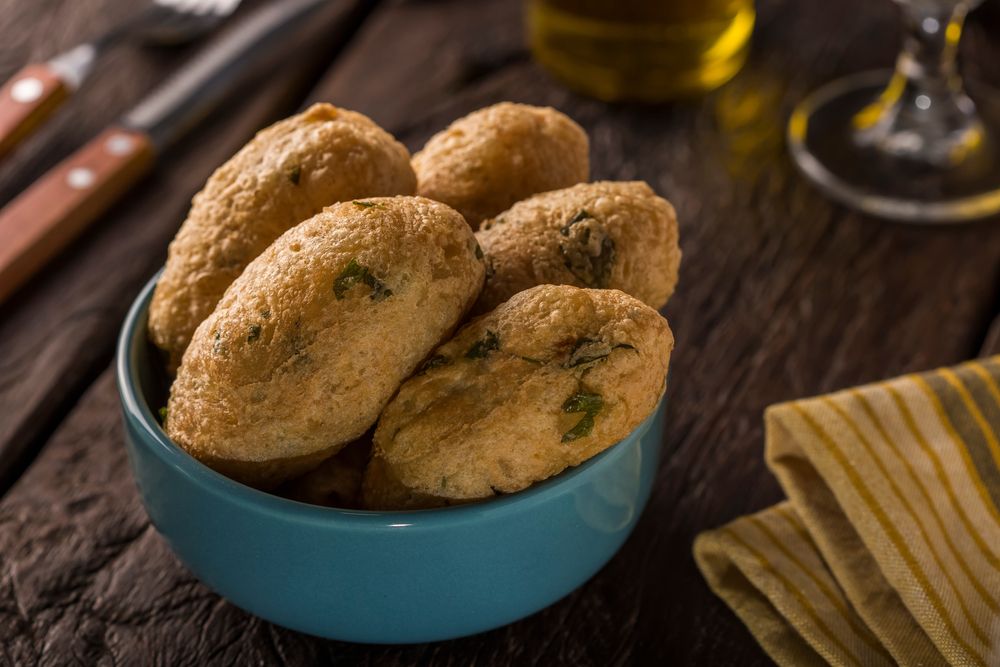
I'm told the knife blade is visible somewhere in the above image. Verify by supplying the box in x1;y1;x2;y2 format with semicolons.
0;0;330;303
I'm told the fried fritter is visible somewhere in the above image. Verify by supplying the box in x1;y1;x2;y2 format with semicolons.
363;284;672;510
278;438;372;509
165;196;485;489
475;181;681;313
412;102;589;226
149;103;416;370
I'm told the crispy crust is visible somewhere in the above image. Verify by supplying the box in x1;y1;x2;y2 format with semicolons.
412;102;589;225
166;196;485;489
474;181;681;312
363;284;672;509
149;104;416;370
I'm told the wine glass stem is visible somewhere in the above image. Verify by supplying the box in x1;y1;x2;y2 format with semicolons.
855;1;982;166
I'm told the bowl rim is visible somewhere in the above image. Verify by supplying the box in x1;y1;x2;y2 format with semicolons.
117;272;661;528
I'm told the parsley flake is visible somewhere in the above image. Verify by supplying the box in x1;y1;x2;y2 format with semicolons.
566;339;636;368
561;391;603;442
333;259;392;301
558;210;616;288
465;330;500;358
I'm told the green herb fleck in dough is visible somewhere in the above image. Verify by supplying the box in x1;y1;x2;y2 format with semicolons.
561;391;603;442
465;330;500;358
417;354;450;374
566;339;637;368
158;406;168;423
560;209;592;234
566;338;600;367
517;355;544;365
352;200;382;209
247;324;262;343
333;259;392;301
558;210;616;288
261;309;271;320
287;165;301;185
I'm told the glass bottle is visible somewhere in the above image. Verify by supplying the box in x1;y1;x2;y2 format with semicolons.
527;0;755;101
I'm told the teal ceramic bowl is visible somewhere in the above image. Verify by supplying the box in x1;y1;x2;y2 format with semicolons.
116;273;664;644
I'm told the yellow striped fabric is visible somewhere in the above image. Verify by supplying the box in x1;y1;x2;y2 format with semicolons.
694;357;1000;666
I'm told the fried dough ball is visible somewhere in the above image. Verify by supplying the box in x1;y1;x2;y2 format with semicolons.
474;181;681;313
278;438;372;509
363;284;672;510
165;197;485;489
149;103;416;370
412;102;589;225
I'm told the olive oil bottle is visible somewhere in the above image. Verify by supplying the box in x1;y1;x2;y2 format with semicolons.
528;0;755;101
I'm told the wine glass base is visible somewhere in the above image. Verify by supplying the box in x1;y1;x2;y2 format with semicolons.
788;70;1000;224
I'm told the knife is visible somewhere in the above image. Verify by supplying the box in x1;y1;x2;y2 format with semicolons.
0;0;330;304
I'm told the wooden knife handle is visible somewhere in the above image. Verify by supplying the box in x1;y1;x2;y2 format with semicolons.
0;63;70;157
0;126;154;303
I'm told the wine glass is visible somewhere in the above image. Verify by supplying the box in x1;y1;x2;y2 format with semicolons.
788;0;1000;223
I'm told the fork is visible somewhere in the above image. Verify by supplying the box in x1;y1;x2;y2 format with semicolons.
0;0;243;158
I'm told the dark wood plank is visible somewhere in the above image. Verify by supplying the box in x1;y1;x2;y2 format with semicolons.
979;317;1000;356
0;0;372;490
4;0;1000;664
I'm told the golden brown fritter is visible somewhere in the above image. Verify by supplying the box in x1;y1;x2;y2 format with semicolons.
474;181;681;313
278;438;372;509
165;196;485;489
149;103;416;370
412;102;589;226
363;284;672;510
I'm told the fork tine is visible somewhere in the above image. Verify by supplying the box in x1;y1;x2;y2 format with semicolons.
154;0;241;17
143;0;243;44
191;0;215;15
211;0;242;16
171;0;199;12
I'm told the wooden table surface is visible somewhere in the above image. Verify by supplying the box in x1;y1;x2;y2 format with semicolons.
3;0;1000;664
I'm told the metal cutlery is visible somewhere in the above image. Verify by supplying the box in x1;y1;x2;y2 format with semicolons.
0;0;244;158
0;0;331;303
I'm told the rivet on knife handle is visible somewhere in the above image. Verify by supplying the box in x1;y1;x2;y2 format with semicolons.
0;64;70;158
0;126;154;302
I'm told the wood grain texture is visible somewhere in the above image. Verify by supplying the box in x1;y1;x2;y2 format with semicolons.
981;318;1000;356
0;0;370;491
3;0;1000;664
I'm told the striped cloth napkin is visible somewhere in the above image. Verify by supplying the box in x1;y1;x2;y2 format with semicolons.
694;357;1000;666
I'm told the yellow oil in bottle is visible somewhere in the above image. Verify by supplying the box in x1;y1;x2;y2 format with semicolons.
528;0;755;101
